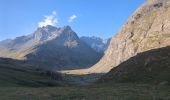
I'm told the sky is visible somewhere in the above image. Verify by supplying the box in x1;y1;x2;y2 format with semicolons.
0;0;145;41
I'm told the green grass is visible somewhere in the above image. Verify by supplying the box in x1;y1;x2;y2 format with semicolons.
1;60;170;100
0;58;170;100
0;83;170;100
0;58;63;87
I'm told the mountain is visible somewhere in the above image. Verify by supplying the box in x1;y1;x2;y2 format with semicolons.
0;25;102;70
87;0;170;74
80;36;111;53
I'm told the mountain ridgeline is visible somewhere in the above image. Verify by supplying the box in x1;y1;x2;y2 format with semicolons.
0;25;102;70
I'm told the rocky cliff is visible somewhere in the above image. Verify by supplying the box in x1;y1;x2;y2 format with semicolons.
88;0;170;73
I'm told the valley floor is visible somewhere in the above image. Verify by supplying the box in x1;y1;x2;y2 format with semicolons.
0;83;170;100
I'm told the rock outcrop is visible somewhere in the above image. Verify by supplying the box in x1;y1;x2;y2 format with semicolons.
80;36;111;53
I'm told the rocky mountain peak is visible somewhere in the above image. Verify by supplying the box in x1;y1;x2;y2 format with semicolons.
59;26;78;38
33;25;77;42
59;26;74;34
37;25;58;33
63;25;72;30
0;25;102;70
59;26;79;41
34;25;57;41
42;25;58;31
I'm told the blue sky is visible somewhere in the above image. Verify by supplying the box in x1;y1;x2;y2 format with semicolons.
0;0;145;41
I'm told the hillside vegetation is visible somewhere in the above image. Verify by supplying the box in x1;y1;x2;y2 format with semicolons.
0;58;63;87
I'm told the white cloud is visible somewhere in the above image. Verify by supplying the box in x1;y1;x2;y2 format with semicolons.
68;14;77;22
38;11;58;27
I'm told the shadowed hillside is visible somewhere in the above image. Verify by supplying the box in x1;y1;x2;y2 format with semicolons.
100;46;170;84
0;58;63;87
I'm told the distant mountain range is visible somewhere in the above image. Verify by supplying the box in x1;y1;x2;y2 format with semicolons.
80;36;111;53
0;25;103;70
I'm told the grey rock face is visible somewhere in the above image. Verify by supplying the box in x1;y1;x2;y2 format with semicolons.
80;36;111;53
88;0;170;73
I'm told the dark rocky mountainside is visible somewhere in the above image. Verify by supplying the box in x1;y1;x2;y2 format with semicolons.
100;46;170;84
80;36;111;53
0;25;102;70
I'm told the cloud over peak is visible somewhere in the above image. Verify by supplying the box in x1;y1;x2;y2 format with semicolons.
38;11;58;27
68;14;77;22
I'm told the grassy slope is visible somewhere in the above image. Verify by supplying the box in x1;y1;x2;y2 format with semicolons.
100;46;170;84
0;83;170;100
0;58;62;87
0;59;170;100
